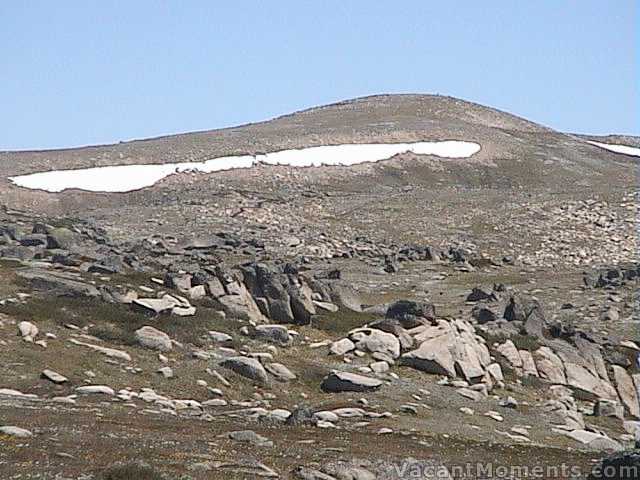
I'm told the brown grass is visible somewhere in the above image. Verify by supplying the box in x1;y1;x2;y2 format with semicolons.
99;462;170;480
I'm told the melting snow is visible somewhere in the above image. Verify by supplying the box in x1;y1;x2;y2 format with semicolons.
8;140;480;193
587;141;640;157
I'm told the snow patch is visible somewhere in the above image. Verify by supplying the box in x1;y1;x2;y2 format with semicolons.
9;140;480;193
587;141;640;157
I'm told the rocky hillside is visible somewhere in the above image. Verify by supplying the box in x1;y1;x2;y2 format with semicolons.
0;95;638;479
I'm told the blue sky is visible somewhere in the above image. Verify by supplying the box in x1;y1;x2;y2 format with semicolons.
1;1;637;150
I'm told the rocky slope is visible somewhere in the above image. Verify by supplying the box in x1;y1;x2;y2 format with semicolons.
0;95;638;479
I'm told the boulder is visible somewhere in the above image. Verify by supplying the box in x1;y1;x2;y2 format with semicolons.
594;399;624;419
385;300;435;328
366;318;414;350
466;287;498;302
241;263;295;323
329;338;355;356
400;336;456;377
519;350;539;377
134;326;173;352
348;328;400;359
292;466;337;480
18;321;38;342
504;294;546;337
471;304;498;323
487;363;504;382
496;340;523;370
46;227;76;249
16;270;99;297
220;356;269;386
41;369;68;384
172;305;196;317
164;273;192;292
215;292;266;323
612;365;640;418
321;371;382;393
265;362;296;382
132;295;180;315
252;325;293;346
75;385;115;396
534;346;566;384
288;282;317;325
564;362;617;401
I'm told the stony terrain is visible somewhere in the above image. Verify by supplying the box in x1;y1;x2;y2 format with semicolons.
0;95;639;479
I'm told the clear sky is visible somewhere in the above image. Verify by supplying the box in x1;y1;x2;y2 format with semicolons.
1;1;637;151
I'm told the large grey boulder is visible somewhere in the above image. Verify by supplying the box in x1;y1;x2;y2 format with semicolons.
134;326;172;352
367;318;414;350
251;325;293;346
385;300;435;328
46;227;77;250
496;340;523;370
503;294;546;338
16;269;99;297
265;362;296;382
401;336;456;377
18;321;38;342
205;266;267;322
220;356;269;385
132;294;194;316
288;282;316;325
348;328;400;359
329;338;355;356
612;365;640;418
164;272;192;292
563;362;618;401
534;346;566;384
403;318;490;384
215;291;266;323
241;263;317;324
321;371;382;393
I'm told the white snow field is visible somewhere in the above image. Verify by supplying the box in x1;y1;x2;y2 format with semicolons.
9;140;480;193
587;141;640;157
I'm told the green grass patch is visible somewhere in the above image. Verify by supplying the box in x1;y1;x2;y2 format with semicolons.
311;309;378;336
477;330;541;352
